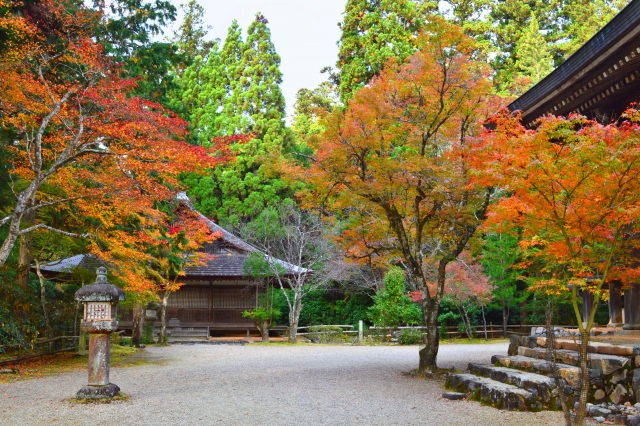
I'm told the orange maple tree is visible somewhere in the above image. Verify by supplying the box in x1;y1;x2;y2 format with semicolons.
476;109;640;423
0;0;232;289
288;17;499;370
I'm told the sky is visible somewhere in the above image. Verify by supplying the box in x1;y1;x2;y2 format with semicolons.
169;0;347;124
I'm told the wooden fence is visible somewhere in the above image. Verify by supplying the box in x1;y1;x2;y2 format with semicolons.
0;336;78;366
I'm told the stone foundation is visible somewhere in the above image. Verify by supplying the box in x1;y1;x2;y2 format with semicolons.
76;383;120;400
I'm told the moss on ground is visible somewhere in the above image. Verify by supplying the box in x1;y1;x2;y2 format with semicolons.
0;346;149;383
69;391;130;404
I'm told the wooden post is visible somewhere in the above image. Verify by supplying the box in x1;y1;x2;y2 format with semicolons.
358;320;363;343
78;327;86;356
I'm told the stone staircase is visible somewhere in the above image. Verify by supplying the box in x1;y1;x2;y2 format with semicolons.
154;326;210;341
445;332;640;412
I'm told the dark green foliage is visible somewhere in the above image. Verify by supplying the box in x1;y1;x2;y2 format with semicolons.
94;0;181;107
172;0;214;68
481;232;522;332
295;290;372;327
336;0;431;103
368;267;422;327
180;15;295;224
398;328;424;345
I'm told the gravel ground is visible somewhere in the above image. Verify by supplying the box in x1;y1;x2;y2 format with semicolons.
0;342;566;426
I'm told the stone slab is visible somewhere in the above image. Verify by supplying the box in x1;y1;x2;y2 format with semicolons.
468;363;555;404
442;392;466;400
446;373;534;411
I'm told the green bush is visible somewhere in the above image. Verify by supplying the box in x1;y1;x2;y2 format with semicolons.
142;323;154;344
308;325;349;343
368;267;422;327
398;328;424;345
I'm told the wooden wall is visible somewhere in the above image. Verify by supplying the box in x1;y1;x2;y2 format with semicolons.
166;285;256;324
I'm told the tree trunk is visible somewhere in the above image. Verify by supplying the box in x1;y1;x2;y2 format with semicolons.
288;299;303;344
0;179;43;269
574;329;591;426
34;260;53;338
545;301;573;426
481;306;487;341
502;301;509;338
258;320;270;342
132;302;143;347
16;207;35;291
158;292;170;345
419;297;440;372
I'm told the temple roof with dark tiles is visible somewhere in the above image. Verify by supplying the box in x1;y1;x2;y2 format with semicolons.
509;0;640;126
37;195;308;279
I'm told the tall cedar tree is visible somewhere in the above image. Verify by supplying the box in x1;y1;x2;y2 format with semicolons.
290;18;497;371
186;14;293;225
220;20;248;135
480;232;520;337
489;0;629;94
172;0;213;71
511;15;554;94
336;0;431;103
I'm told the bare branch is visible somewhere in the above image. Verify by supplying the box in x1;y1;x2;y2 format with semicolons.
18;224;92;239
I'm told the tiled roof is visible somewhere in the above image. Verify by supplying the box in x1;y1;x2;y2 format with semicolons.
184;252;250;277
39;195;309;278
37;254;106;273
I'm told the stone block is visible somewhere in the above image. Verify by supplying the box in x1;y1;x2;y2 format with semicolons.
611;384;628;404
596;344;633;357
76;383;120;400
442;392;466;400
595;389;606;400
632;370;640;400
537;337;547;348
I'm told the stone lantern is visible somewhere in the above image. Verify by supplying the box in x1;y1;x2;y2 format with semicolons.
74;267;125;400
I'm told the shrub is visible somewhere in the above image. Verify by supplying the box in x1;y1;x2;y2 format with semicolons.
142;323;154;344
308;325;349;343
368;267;422;327
398;328;424;345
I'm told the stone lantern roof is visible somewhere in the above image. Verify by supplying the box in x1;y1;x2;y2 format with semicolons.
74;267;125;302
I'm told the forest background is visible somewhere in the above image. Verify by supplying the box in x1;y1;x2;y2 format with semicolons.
0;0;630;353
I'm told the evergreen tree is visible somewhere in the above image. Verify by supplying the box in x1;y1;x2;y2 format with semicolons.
489;0;559;94
512;15;554;94
558;0;629;58
336;0;432;103
172;0;214;75
184;14;294;225
481;233;521;338
94;0;181;107
239;13;286;135
220;20;247;135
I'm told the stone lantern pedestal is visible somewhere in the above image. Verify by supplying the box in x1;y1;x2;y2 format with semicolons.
74;267;125;400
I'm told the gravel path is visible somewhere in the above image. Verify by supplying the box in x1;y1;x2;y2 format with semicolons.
0;342;565;426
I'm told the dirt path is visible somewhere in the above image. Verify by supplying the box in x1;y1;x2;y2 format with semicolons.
0;343;565;425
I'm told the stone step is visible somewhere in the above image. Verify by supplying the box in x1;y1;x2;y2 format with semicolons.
491;354;583;388
517;346;630;375
534;337;635;356
468;363;556;405
446;373;537;411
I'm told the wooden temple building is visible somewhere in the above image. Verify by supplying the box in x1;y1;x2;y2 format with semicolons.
508;0;640;329
38;197;306;337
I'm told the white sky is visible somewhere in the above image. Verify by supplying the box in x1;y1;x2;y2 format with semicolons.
169;0;346;124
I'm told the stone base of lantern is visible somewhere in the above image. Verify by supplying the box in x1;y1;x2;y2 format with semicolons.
76;383;120;400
